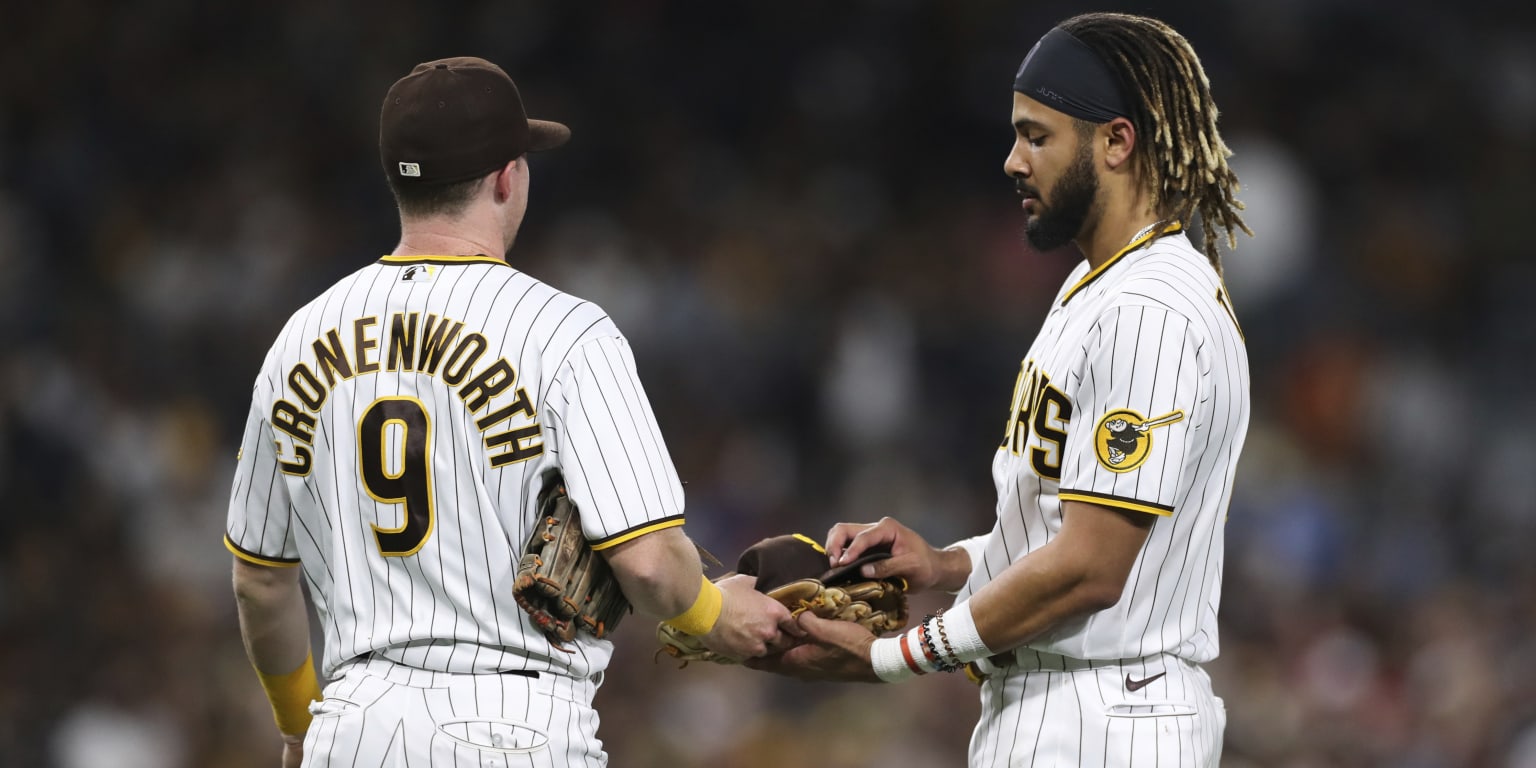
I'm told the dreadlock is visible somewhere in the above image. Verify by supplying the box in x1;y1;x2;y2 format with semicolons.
1059;13;1251;272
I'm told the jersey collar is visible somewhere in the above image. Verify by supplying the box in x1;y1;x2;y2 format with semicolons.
378;254;508;266
1059;220;1182;306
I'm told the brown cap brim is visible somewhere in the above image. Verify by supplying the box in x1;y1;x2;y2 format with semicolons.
735;534;895;592
819;546;893;585
528;119;570;152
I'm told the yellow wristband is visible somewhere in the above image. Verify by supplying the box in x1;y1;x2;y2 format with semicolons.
255;651;323;735
664;576;723;636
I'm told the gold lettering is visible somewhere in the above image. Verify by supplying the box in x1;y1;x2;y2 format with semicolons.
475;387;535;429
442;333;487;385
354;317;380;374
459;359;516;411
417;315;464;375
387;312;419;372
271;400;316;443
278;444;313;476
288;363;326;410
486;424;544;467
312;329;354;387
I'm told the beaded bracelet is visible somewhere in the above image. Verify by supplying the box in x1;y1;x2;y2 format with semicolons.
936;613;960;669
921;614;960;673
917;616;939;666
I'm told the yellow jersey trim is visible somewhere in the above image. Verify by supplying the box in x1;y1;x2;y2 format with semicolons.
589;515;687;551
378;254;507;266
1060;221;1183;306
225;535;302;567
1058;490;1174;517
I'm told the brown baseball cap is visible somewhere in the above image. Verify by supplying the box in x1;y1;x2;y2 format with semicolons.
735;534;895;592
379;56;570;186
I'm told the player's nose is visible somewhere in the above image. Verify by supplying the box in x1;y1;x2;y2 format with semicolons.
1003;142;1030;180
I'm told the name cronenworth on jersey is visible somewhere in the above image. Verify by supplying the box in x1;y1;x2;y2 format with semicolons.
230;255;689;682
268;311;543;477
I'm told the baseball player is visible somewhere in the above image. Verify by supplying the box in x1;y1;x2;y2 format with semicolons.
225;57;795;768
749;14;1251;766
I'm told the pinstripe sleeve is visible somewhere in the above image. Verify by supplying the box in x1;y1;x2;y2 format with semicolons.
545;335;686;548
224;399;300;566
1058;304;1202;517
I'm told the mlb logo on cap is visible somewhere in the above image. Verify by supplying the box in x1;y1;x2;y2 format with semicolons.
398;162;421;177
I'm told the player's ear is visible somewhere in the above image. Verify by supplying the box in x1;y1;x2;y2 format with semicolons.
492;158;521;203
1102;117;1136;171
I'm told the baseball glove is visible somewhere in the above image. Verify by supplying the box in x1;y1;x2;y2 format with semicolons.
656;534;909;666
514;473;630;651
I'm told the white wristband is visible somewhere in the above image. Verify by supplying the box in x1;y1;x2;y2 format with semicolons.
870;637;916;683
937;599;992;665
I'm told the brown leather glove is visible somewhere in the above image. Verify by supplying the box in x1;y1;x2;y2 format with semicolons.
656;534;908;665
513;474;630;650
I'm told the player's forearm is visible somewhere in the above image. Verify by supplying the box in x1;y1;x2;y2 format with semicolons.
233;558;321;737
966;502;1149;652
233;559;312;675
601;527;706;620
967;546;1117;651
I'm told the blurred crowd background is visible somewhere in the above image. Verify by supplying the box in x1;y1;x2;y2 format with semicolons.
2;0;1533;766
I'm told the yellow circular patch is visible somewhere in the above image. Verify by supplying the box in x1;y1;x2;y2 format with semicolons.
1095;409;1154;473
1093;409;1185;473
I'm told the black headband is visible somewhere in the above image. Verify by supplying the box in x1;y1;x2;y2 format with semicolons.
1013;27;1130;124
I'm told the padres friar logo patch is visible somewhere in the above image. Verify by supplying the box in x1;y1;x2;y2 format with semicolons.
1094;409;1185;472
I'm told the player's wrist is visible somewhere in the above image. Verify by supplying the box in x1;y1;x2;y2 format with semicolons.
873;600;993;682
938;536;985;593
254;651;323;735
935;599;992;664
664;575;723;636
871;635;923;682
933;546;971;593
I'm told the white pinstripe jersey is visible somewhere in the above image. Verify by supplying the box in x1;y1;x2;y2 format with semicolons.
955;225;1249;664
225;254;685;681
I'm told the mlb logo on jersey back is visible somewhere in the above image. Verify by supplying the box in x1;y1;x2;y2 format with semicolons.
398;162;422;177
401;265;437;283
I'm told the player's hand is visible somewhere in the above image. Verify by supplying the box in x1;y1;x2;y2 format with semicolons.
281;731;304;768
702;574;802;659
825;517;967;593
745;611;880;682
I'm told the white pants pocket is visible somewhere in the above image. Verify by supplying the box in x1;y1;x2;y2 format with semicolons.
435;718;550;755
1103;700;1200;718
307;672;393;721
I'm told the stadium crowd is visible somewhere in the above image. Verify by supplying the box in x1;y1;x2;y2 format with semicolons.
2;1;1532;765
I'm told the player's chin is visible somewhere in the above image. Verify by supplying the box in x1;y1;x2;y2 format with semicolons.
1022;221;1047;246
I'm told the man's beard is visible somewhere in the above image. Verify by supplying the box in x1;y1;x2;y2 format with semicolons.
1024;143;1099;252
